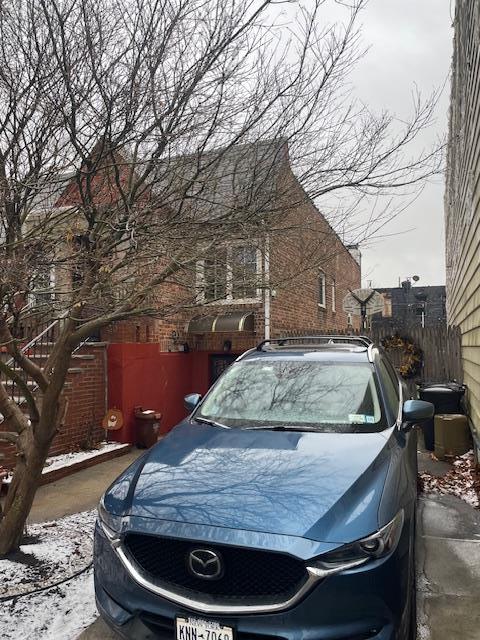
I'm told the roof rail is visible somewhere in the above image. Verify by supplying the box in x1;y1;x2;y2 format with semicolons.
256;335;373;351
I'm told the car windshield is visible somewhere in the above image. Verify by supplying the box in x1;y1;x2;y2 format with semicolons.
196;359;387;432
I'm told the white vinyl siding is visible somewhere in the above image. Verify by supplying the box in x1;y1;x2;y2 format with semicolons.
445;0;480;443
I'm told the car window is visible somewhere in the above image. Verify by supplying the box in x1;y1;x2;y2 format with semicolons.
384;357;401;396
197;359;387;432
377;358;400;420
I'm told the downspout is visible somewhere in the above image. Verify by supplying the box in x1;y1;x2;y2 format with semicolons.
264;236;271;340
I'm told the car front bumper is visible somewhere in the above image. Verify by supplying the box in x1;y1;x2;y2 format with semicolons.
94;519;412;640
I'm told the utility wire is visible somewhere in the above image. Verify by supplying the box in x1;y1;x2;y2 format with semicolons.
0;560;93;603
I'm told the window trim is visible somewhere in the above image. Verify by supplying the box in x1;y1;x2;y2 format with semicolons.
318;269;326;309
29;264;56;305
196;245;263;305
331;278;336;312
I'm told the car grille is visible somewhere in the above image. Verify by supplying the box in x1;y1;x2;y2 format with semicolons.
123;533;309;605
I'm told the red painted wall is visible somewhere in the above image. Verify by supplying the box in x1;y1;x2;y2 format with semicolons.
107;345;215;443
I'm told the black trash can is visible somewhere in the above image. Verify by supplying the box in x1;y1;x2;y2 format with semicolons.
418;383;466;451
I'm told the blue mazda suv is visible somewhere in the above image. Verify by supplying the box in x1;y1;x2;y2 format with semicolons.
94;336;434;640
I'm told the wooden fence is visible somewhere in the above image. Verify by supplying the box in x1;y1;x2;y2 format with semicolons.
368;324;462;396
280;323;463;397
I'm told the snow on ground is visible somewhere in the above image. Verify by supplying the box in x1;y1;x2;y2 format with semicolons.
0;510;98;640
2;441;128;485
0;510;95;598
419;450;480;508
0;566;97;640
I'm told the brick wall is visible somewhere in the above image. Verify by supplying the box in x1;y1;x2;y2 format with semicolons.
101;316;183;351
269;169;361;335
50;344;107;457
0;343;107;469
102;177;361;349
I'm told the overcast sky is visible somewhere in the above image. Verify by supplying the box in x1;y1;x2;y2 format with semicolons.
305;0;454;288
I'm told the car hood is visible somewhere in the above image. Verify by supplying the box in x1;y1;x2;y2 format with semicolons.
107;421;394;544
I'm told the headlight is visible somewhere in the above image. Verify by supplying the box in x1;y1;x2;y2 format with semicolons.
97;496;122;541
307;510;405;578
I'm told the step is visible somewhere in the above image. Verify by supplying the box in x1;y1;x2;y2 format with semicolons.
23;341;108;348
9;382;73;405
2;344;105;365
8;366;84;376
24;353;95;361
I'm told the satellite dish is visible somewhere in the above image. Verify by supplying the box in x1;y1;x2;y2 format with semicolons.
343;288;385;317
412;275;420;282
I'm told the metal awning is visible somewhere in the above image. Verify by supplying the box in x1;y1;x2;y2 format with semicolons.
187;311;255;334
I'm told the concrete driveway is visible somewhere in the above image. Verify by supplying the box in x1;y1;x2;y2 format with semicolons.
417;493;480;639
28;448;143;524
77;492;480;640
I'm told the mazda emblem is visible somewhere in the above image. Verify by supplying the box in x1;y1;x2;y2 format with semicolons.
187;549;223;580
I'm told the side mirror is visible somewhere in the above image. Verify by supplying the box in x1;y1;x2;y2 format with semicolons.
400;399;434;432
184;393;202;413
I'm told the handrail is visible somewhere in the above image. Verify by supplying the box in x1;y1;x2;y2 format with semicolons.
2;308;91;409
5;310;68;368
5;300;34;325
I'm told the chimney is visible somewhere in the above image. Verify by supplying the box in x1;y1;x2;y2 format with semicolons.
346;244;362;268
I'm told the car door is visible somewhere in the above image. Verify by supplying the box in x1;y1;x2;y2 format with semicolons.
377;355;418;516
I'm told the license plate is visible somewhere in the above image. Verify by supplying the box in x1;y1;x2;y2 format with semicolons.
176;616;234;640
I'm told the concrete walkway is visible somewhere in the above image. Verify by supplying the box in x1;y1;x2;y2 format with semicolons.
417;493;480;640
28;448;143;523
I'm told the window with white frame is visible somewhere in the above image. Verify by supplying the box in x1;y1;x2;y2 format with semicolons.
331;278;336;312
203;248;228;302
318;270;326;308
30;264;55;306
231;245;259;299
197;245;261;303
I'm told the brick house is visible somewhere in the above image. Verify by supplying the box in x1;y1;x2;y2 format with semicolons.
370;282;446;330
1;141;361;463
103;142;361;441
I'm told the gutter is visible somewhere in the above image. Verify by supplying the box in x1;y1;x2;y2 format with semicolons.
264;236;271;340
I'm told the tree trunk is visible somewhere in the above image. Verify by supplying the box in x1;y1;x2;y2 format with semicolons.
0;345;71;556
0;432;50;555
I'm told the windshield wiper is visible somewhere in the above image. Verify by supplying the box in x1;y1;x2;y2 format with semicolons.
193;416;230;429
243;425;322;432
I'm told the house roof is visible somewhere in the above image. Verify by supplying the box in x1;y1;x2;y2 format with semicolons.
30;171;76;212
33;139;289;219
149;139;289;221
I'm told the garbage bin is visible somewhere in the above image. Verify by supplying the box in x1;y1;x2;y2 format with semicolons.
418;382;466;414
134;407;162;448
418;383;466;451
434;414;471;460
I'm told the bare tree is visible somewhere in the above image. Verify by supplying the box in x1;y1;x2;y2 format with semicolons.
0;0;441;554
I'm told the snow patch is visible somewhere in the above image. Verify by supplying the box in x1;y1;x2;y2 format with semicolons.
2;441;128;485
0;567;97;640
0;510;98;640
0;510;95;598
